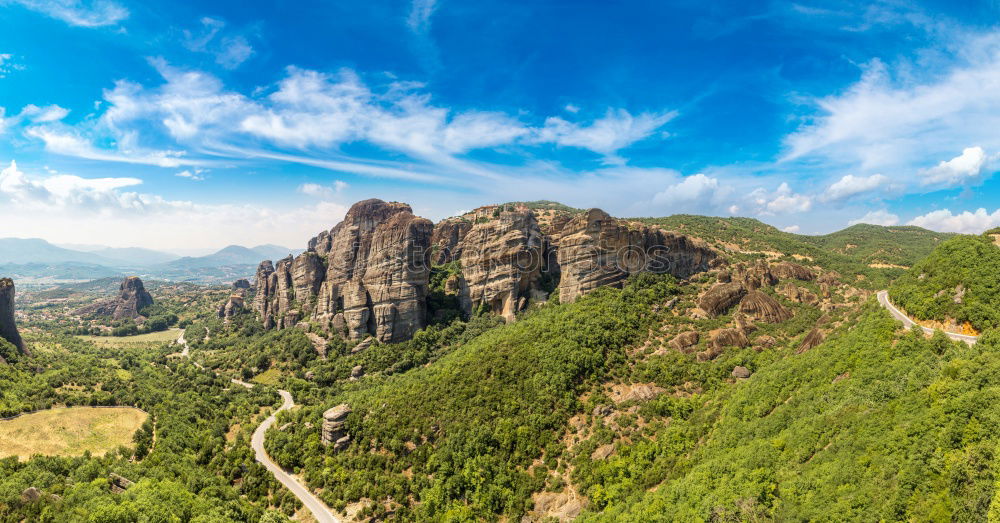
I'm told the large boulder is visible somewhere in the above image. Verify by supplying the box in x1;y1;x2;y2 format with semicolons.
738;291;792;323
698;283;747;317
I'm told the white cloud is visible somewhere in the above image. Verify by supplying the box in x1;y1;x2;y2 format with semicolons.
7;0;128;27
653;173;722;207
0;160;142;211
921;146;989;186
783;225;801;233
0;53;18;78
849;209;900;226
298;181;347;198
175;169;204;181
182;17;255;70
407;0;439;34
752;182;812;215
536;109;676;164
78;61;673;173
0;159;352;250
25;127;197;168
823;173;888;201
18;104;70;123
783;33;1000;175
907;208;1000;233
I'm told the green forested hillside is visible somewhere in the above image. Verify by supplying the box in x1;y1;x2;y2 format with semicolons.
891;234;1000;331
589;308;1000;521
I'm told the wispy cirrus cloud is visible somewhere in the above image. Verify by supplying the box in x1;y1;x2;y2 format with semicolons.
5;0;128;27
182;17;255;69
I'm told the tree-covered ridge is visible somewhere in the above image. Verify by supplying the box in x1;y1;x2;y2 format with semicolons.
890;233;1000;332
639;215;951;288
587;308;1000;521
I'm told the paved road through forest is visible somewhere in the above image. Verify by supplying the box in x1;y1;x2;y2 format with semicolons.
175;332;339;521
877;290;978;345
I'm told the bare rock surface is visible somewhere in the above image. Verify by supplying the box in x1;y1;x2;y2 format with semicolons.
75;277;153;321
556;208;716;303
0;278;26;356
256;199;433;343
738;290;792;323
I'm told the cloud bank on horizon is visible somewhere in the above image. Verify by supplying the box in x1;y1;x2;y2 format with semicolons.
2;0;1000;249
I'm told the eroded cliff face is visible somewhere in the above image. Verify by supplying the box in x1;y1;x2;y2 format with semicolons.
0;278;26;357
452;208;551;321
555;209;717;303
254;200;717;342
256;199;433;343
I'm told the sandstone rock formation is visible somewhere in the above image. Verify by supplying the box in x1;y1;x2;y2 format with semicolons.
452;208;549;321
770;262;815;281
256;199;433;343
254;200;716;342
799;328;825;352
731;260;777;290
698;283;747;317
232;279;251;291
732;366;751;379
322;404;351;451
669;331;700;352
778;282;818;305
75;277;153;321
430;218;473;264
218;295;245;321
738;291;792;323
0;278;26;358
555;209;716;303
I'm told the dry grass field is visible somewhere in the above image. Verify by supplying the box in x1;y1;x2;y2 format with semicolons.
0;407;148;461
76;328;182;348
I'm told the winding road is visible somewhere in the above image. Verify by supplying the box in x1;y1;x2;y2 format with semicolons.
877;290;978;345
175;333;339;521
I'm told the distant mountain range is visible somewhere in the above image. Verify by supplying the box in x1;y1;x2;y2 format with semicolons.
0;238;300;283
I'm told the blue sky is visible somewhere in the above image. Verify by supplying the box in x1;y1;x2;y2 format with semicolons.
1;0;1000;249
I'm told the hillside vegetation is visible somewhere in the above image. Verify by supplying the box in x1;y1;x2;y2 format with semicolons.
642;215;951;288
590;307;1000;521
890;233;1000;332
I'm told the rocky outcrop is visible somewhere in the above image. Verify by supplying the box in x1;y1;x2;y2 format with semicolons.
711;328;750;350
232;279;251;291
778;282;818;305
799;328;824;352
109;473;134;494
731;260;777;290
555;209;716;303
322;404;351;451
732;366;751;379
76;277;153;321
452;208;549;321
770;262;815;281
218;295;245;321
257;199;433;343
430;218;473;265
698;283;747;317
738;291;792;323
0;278;26;356
669;331;700;352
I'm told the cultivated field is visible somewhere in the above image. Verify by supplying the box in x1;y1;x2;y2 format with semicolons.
0;407;148;461
76;328;181;347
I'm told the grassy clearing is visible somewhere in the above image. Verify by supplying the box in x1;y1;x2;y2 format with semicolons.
252;368;282;386
0;406;148;461
76;328;181;347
